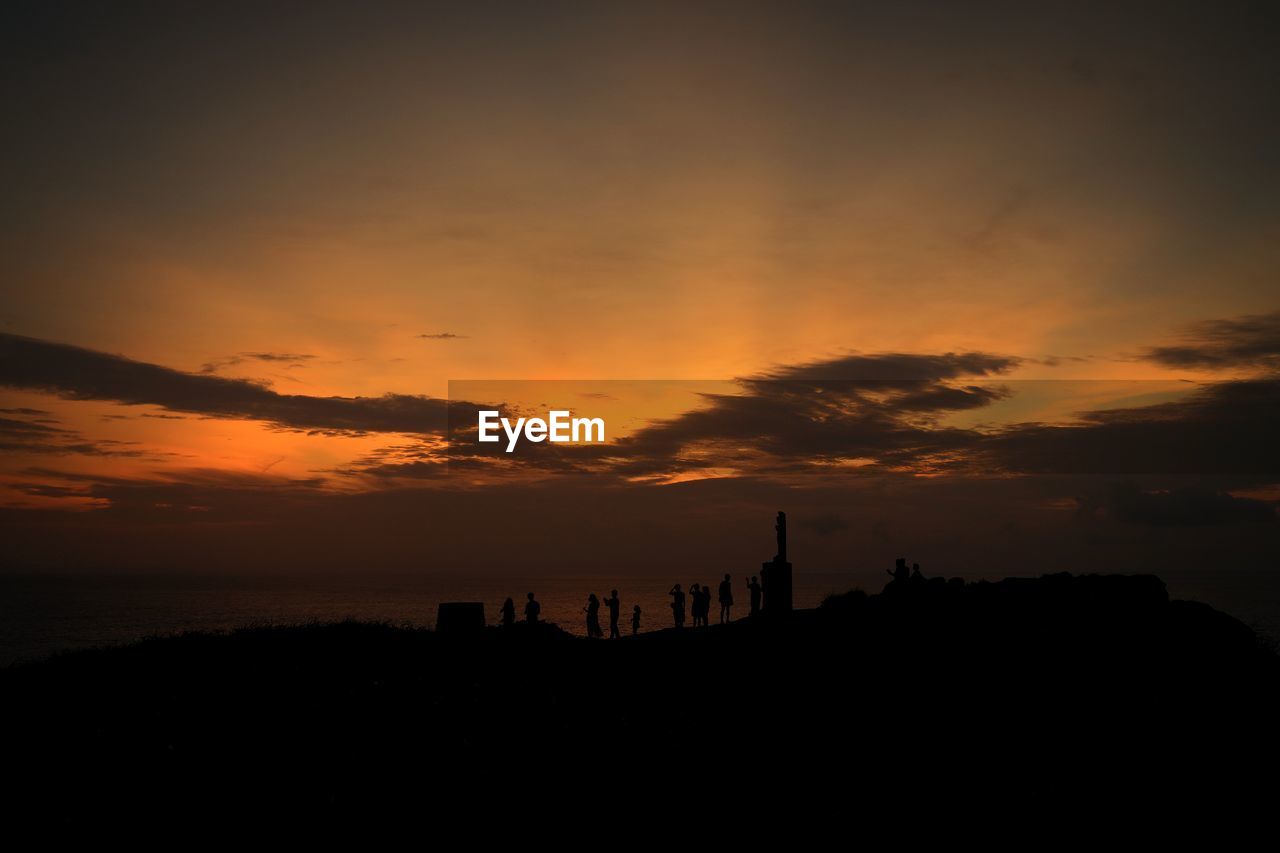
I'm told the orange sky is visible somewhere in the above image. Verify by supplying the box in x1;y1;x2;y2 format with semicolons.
2;3;1278;539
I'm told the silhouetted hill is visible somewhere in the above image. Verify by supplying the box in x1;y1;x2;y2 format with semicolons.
3;573;1277;814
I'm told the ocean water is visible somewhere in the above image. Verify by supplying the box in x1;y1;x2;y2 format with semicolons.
0;572;862;666
1;569;1276;667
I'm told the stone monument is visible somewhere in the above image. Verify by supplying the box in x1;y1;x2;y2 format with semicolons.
437;601;486;632
761;510;793;614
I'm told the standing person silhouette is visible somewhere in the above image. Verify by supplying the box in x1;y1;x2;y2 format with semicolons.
718;574;733;624
669;584;686;628
689;583;702;627
500;597;516;627
585;593;603;638
604;589;621;639
631;604;641;635
524;592;541;623
747;576;762;617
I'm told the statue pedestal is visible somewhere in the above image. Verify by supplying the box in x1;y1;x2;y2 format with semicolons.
761;559;792;614
437;602;485;632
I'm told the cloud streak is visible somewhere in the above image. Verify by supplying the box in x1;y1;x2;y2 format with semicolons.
0;333;448;436
435;351;1020;481
200;352;317;373
431;351;1280;482
1143;310;1280;373
0;411;152;458
1079;481;1275;527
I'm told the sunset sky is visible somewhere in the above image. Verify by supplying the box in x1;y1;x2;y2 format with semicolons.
2;1;1277;577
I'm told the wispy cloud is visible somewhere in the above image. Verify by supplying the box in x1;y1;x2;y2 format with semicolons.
201;352;317;373
0;411;154;458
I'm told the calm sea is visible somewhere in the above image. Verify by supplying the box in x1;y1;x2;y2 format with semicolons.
1;569;1277;667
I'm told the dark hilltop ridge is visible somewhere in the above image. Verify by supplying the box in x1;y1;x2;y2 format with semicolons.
4;570;1279;812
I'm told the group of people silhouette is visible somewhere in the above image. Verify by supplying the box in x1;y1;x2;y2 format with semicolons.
497;573;769;638
583;590;636;639
669;573;762;628
499;590;641;637
497;559;932;636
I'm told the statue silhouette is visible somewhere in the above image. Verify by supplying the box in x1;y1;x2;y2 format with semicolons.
775;511;787;562
761;511;793;613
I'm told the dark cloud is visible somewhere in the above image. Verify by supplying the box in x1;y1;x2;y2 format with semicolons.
438;351;1017;480
441;358;1279;484
418;333;467;340
0;412;151;458
9;333;1279;518
11;482;96;500
604;386;977;477
751;351;1020;386
0;415;59;437
600;352;1016;476
5;470;1278;579
0;333;448;436
1143;310;1280;372
201;352;317;373
980;380;1280;476
329;440;451;480
1028;355;1092;367
1081;481;1275;527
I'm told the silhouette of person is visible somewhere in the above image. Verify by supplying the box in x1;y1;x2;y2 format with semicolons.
501;597;516;628
747;575;762;617
585;593;603;639
689;583;703;627
631;604;641;635
525;591;541;623
604;589;621;639
910;563;925;584
718;573;733;624
669;584;686;628
700;584;712;627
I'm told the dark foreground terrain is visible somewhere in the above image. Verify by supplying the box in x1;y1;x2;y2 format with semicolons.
4;573;1278;814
